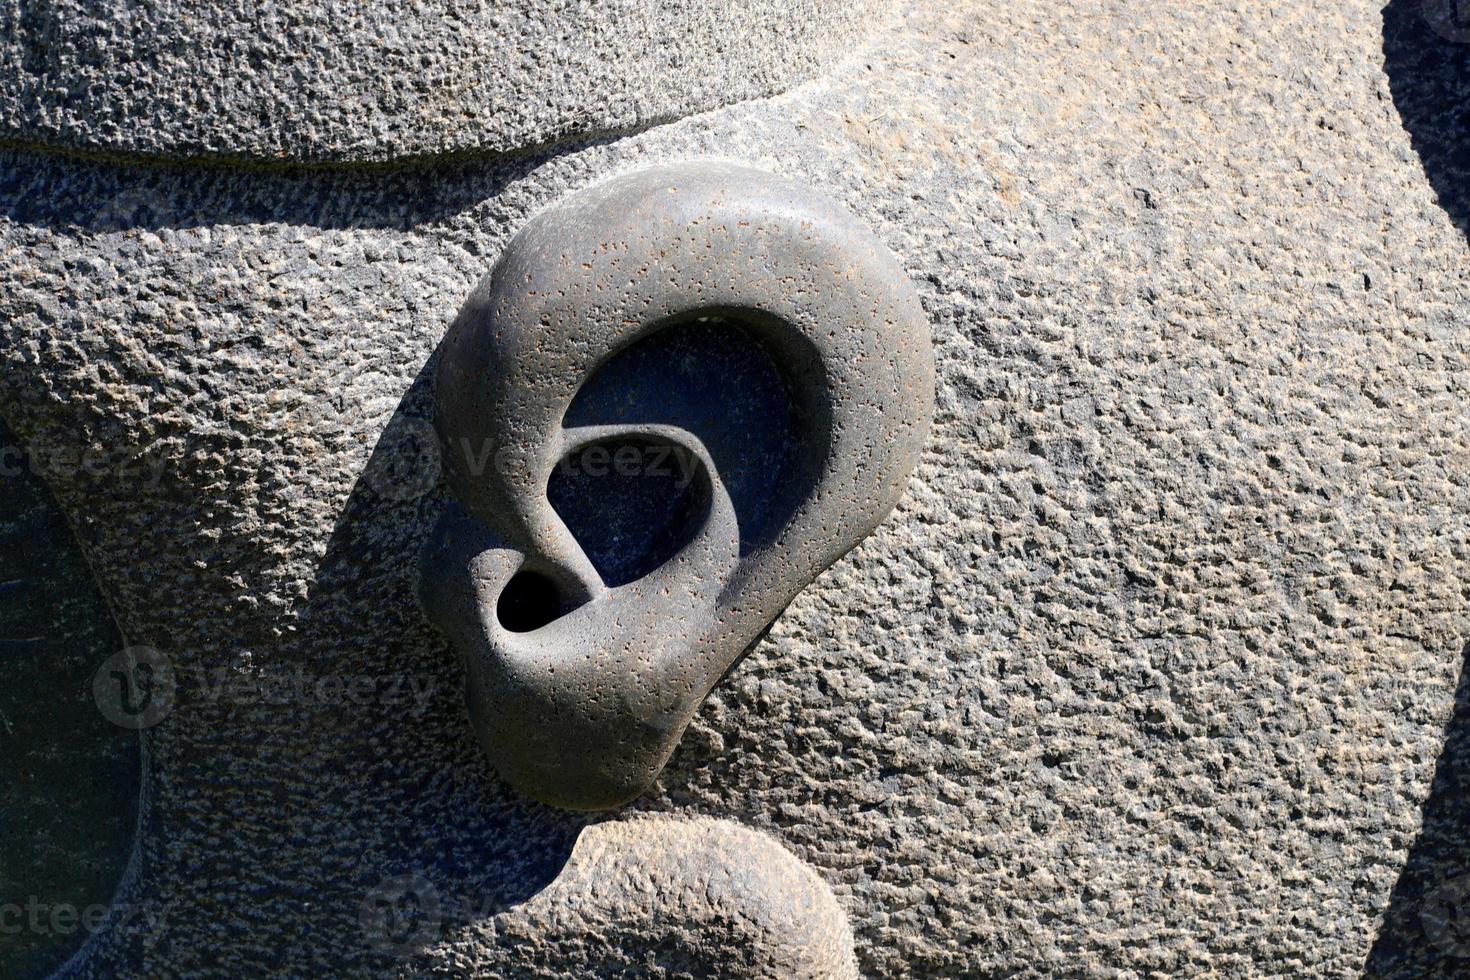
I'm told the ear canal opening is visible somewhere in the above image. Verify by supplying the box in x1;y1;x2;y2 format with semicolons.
547;434;713;588
497;568;572;633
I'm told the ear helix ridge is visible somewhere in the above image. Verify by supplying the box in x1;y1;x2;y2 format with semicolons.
420;161;935;810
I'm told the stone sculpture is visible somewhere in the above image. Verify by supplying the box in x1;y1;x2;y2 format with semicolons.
3;0;1470;976
421;162;934;809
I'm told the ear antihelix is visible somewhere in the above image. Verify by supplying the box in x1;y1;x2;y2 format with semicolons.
420;161;935;810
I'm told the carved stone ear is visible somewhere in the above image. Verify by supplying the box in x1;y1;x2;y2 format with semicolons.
420;161;934;810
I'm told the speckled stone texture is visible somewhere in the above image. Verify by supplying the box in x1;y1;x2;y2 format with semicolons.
1;0;1469;976
489;816;858;978
0;0;884;163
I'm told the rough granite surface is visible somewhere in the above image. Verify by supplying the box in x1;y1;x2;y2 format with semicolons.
0;0;885;163
487;816;858;978
0;0;1468;977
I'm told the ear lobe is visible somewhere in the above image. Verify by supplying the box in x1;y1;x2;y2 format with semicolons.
420;161;935;810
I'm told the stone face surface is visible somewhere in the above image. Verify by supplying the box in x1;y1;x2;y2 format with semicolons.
0;1;1469;976
421;162;934;810
491;816;858;978
0;0;885;164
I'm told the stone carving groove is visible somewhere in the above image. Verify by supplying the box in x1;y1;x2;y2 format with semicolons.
420;161;934;810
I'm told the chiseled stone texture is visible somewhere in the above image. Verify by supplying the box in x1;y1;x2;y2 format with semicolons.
0;0;1468;977
0;0;885;164
487;816;858;978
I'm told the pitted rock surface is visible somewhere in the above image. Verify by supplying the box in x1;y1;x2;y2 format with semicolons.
0;0;1468;976
0;0;885;164
488;816;858;978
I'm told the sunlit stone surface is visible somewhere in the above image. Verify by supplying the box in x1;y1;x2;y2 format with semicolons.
2;0;1469;975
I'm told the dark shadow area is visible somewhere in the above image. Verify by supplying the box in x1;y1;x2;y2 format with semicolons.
1384;0;1470;240
0;145;613;974
549;434;713;589
497;568;576;633
559;314;819;562
0;417;139;980
1366;6;1470;974
0;131;627;236
118;358;595;975
1365;642;1470;977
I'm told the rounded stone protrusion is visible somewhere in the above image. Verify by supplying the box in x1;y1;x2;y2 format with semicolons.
492;816;859;979
0;1;888;163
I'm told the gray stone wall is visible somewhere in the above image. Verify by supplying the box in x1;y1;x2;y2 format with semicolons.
1;0;1468;976
0;0;885;163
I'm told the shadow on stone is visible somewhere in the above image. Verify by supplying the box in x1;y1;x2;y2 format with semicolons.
136;356;594;973
1365;642;1470;977
1366;12;1470;972
0;417;139;980
0;150;615;974
0;138;601;236
1383;0;1470;241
